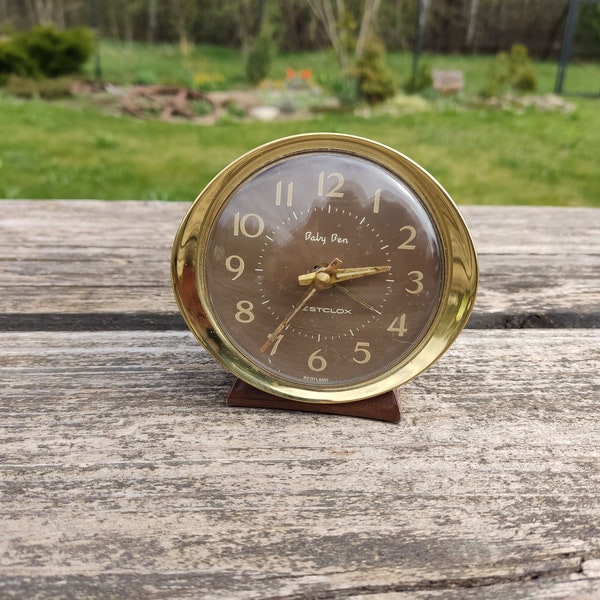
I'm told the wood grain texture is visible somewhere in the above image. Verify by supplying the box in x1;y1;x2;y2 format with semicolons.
1;329;599;598
1;201;599;597
1;202;598;328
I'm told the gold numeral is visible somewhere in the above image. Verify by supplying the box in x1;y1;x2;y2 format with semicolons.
308;349;327;372
235;300;255;323
233;212;264;238
318;171;344;198
397;225;416;250
406;270;424;294
269;334;284;356
275;181;294;206
225;255;245;280
352;342;371;364
387;315;408;337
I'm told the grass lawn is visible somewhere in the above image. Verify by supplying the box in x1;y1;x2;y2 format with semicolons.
85;41;600;96
1;43;598;206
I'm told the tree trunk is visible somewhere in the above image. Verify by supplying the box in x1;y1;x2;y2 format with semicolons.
107;0;121;40
356;0;382;58
33;0;54;25
147;0;158;43
306;0;346;71
466;0;479;52
307;0;384;72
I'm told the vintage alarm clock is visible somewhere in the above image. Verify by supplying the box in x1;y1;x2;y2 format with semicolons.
171;133;478;421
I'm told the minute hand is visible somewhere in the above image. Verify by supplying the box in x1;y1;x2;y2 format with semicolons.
298;266;390;286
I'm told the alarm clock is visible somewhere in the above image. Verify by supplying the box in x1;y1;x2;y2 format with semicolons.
171;133;478;420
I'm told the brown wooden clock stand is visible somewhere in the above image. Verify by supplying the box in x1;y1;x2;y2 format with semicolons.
227;378;401;423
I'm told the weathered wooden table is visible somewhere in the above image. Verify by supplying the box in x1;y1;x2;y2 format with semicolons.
1;201;599;599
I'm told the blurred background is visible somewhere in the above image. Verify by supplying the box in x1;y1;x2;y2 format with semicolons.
0;0;598;206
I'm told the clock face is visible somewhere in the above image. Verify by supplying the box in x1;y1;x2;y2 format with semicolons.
172;134;478;403
205;152;443;389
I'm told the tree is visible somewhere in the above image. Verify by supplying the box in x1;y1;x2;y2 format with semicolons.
223;0;260;54
466;0;480;51
147;0;158;43
169;0;198;50
0;0;582;59
26;0;54;25
306;0;383;73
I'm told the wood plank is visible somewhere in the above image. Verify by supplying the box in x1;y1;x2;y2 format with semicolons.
1;329;599;598
0;200;185;318
1;201;599;328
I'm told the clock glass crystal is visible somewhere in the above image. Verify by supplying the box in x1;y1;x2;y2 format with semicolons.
172;134;478;404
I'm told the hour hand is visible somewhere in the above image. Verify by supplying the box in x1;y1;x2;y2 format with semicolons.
298;265;390;286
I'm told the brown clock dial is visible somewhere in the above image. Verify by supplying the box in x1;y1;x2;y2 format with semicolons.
204;152;443;389
172;134;478;404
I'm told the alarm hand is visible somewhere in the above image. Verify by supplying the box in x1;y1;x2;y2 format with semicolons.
260;258;342;353
297;265;390;286
335;285;382;315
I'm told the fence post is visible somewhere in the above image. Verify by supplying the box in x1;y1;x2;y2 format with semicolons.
89;0;102;82
555;0;580;94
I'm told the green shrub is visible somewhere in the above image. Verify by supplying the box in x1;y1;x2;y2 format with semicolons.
328;76;359;106
512;67;537;92
190;97;215;117
509;44;537;92
483;44;537;97
403;61;433;94
0;26;93;82
245;30;275;85
353;38;396;104
482;51;509;97
0;39;35;83
20;26;94;77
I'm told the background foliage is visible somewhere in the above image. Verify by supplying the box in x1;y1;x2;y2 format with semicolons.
0;2;597;206
0;42;597;206
0;25;93;82
1;0;599;59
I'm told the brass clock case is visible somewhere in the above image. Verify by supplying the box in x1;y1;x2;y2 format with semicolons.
171;133;478;403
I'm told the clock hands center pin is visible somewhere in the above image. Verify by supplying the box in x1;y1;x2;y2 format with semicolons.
260;258;341;353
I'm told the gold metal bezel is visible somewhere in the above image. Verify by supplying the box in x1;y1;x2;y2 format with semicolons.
171;133;478;403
